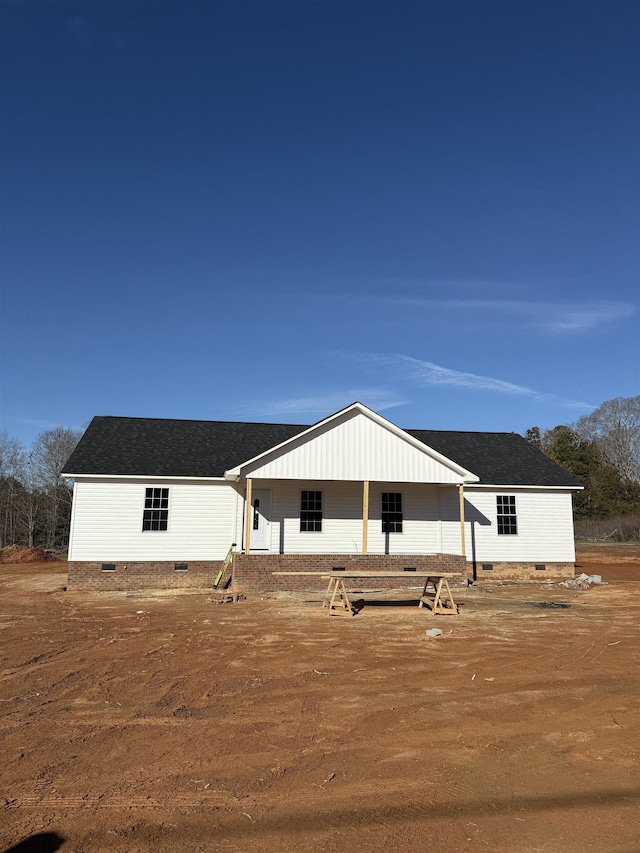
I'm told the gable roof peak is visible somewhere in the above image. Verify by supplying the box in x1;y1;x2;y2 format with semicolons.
224;401;478;482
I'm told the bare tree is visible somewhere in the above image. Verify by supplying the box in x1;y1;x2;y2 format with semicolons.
11;452;40;548
0;431;25;547
30;427;82;549
575;396;640;484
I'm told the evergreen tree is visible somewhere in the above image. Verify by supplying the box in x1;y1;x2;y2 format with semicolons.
527;422;640;520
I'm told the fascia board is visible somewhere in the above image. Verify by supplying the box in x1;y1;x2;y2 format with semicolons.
464;483;584;491
66;473;228;482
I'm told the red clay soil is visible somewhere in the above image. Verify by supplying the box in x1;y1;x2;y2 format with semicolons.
574;542;640;582
1;546;639;853
0;546;57;564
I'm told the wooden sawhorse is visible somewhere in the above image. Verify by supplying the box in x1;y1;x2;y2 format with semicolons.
419;576;458;615
321;575;356;617
271;570;460;617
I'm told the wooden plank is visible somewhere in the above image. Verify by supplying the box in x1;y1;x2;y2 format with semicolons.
362;480;369;555
272;571;459;578
319;572;459;579
459;484;466;559
244;478;253;555
272;571;335;576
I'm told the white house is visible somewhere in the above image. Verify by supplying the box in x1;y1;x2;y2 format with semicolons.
62;402;582;591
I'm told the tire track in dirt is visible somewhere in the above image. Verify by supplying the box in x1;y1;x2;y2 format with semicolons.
4;794;227;809
555;632;609;673
1;649;69;683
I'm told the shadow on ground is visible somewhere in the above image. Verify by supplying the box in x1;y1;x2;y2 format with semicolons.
2;833;65;853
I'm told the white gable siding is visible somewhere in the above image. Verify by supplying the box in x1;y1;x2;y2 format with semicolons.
440;488;576;563
241;411;468;483
69;478;237;562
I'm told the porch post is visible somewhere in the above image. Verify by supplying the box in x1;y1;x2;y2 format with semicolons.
244;478;253;554
458;484;466;559
362;480;369;555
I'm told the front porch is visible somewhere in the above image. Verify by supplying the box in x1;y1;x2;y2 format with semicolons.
232;552;469;593
229;406;479;593
239;478;471;560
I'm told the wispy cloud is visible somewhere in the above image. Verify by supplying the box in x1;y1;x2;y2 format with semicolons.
239;389;408;419
381;297;635;334
356;354;593;411
2;415;78;430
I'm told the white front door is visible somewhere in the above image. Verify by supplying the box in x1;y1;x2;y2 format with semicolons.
249;489;271;551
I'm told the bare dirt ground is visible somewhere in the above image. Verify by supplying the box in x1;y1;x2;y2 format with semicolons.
1;546;639;853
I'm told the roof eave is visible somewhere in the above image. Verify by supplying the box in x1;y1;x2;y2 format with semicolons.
466;483;583;490
66;472;228;481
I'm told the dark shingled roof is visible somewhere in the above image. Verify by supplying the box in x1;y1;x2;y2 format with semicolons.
62;417;307;479
405;430;582;487
63;415;582;487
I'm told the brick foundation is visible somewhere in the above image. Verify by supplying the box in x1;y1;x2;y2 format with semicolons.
471;561;575;582
231;553;468;593
68;554;576;592
68;560;224;591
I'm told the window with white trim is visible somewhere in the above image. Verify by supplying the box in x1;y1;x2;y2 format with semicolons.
496;495;517;535
143;487;169;531
300;490;322;532
381;492;403;533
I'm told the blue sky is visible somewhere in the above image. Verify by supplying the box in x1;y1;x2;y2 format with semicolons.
1;0;639;447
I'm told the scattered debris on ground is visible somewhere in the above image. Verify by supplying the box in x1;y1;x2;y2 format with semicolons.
207;592;246;604
560;572;606;590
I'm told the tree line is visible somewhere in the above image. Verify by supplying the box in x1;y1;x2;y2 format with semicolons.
525;395;640;540
1;395;638;552
0;427;82;551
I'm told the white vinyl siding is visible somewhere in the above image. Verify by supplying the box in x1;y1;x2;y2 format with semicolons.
367;484;440;555
69;478;576;565
239;410;473;484
269;481;364;555
440;488;576;563
69;478;237;561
